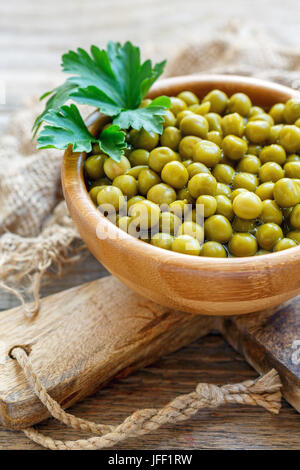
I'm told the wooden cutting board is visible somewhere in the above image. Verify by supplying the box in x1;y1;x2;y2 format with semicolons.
0;275;299;430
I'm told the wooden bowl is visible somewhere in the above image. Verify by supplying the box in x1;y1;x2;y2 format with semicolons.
62;74;300;316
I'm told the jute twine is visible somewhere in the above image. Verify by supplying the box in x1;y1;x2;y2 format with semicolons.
10;347;282;450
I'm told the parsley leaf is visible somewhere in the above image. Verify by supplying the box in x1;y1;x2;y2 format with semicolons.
62;46;121;104
64;42;166;111
106;41;166;108
100;125;127;161
33;41;169;160
32;82;78;136
67;42;168;132
71;85;122;117
37;104;126;159
113;96;170;133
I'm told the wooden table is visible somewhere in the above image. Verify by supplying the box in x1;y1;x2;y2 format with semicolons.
0;254;299;450
1;0;300;451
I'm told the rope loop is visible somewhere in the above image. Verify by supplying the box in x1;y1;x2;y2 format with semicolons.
10;346;282;450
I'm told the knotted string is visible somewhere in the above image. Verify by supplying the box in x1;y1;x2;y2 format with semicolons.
10;346;282;450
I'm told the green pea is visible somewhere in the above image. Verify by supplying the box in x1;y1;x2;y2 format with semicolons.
229;233;257;257
149;147;178;173
187;162;211;178
130;128;159;150
169;96;187;116
97;186;125;213
161;161;189;189
216;183;232;197
172;235;201;256
205;112;223;133
283;99;300;124
193;140;221;167
290;204;300;229
245;120;271;143
163;109;176;127
160;126;182;150
279;125;300;153
188;173;217;198
204;215;232;243
200;241;227;258
207;130;223;147
180;114;209;138
259;145;286;165
228;93;252;116
273;238;297;252
85;154;106;179
256;223;283;250
274;178;300;207
287;230;300;244
222;135;248;160
117;216;132;232
177;221;204;242
221;113;245;136
284;161;300;178
159;211;182;235
259;162;285;183
150;233;174;250
104;155;131;180
260;199;283;225
268;125;284;144
202;89;229;114
233;172;259;192
177;91;199;106
128;149;149;166
237;155;261;174
89;186;105;204
233;192;262;219
177;187;194;204
269;103;285;124
196;195;217;217
138;168;161;195
255;182;275;200
213;164;235;184
129;200;161;229
179;136;202;160
232;217;256;233
189;102;211;115
215;195;234;220
147;183;177;206
113;174;138;199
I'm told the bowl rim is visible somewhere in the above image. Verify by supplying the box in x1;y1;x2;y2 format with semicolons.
62;73;300;271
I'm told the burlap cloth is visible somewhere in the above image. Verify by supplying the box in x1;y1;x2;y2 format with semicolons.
1;23;300;313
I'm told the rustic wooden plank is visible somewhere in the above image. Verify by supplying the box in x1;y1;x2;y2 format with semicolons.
220;301;300;411
1;335;299;450
1;266;300;433
0;275;215;430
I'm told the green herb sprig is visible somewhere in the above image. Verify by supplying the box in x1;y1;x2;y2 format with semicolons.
33;41;170;161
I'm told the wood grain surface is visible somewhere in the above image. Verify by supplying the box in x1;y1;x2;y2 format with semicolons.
0;276;215;429
1;0;300;451
1;332;300;450
0;267;299;432
1;255;300;449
